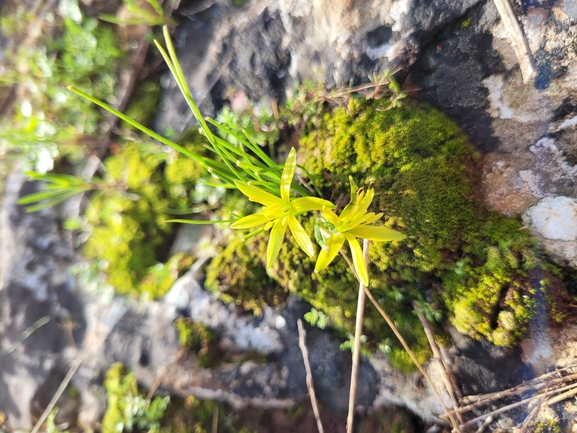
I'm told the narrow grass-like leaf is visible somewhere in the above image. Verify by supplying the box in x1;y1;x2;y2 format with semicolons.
199;181;237;189
164;206;214;215
297;165;324;198
206;118;276;168
147;0;165;17
167;219;233;224
243;228;265;240
154;41;241;180
68;87;212;170
24;172;85;186
17;188;82;205
157;29;250;183
22;190;82;212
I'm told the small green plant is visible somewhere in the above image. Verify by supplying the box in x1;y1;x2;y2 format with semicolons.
103;363;169;433
45;408;71;433
533;419;561;433
0;0;125;169
304;308;330;329
99;0;176;27
160;396;256;433
77;140;202;298
340;333;368;354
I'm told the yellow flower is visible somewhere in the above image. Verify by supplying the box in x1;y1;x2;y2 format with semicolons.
314;185;405;286
231;148;334;266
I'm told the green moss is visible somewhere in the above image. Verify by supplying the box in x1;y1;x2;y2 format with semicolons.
443;213;539;344
533;419;561;433
122;78;163;131
175;318;222;368
357;407;416;433
300;98;479;279
84;136;206;298
206;98;551;371
103;363;169;433
160;396;256;433
204;233;286;315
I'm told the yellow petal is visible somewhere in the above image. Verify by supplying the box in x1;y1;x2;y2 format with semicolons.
236;182;282;207
292;197;335;213
345;233;369;286
231;212;275;229
287;214;314;257
357;188;374;216
344;212;378;230
322;207;340;227
314;233;345;273
338;201;355;224
361;212;384;225
267;217;288;266
343;188;374;228
347;226;405;242
280;148;297;203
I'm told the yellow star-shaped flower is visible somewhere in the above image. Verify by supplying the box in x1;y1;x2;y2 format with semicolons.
231;148;334;266
314;184;405;286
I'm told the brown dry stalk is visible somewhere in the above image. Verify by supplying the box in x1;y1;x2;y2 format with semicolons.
211;405;219;433
414;307;463;424
492;0;537;83
460;381;577;429
445;370;577;418
346;239;369;433
339;251;459;431
30;354;87;433
362;286;460;431
544;386;577;407
297;319;325;433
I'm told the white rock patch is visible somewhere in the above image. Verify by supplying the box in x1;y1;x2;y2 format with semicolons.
525;196;577;241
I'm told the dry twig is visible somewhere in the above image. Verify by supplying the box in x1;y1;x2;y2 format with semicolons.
475;415;493;433
492;0;537;83
211;405;219;433
414;306;463;424
30;354;87;433
445;370;577;418
297;319;324;433
460;381;577;430
339;251;457;430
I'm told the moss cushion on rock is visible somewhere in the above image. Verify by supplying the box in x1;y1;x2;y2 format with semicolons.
206;98;554;370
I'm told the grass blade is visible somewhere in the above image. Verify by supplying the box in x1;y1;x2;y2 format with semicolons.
167;219;233;224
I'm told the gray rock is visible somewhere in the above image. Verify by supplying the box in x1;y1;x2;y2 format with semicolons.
0;169;84;430
156;0;485;136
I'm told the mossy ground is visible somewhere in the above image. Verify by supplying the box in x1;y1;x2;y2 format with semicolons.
83;133;205;299
206;98;564;371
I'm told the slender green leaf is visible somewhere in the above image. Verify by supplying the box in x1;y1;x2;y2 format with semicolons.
68;87;213;172
147;0;165;17
22;191;80;212
17;188;80;205
167;219;233;225
243;228;265;240
206;118;276;168
199;181;237;189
